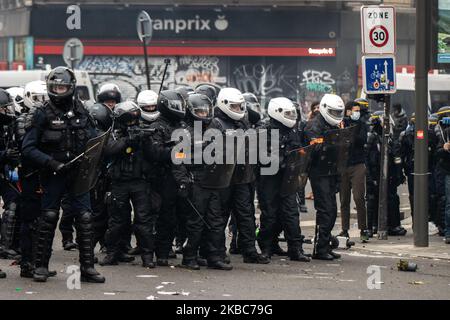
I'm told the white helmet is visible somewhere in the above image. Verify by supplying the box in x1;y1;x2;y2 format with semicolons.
267;97;297;128
137;90;160;122
319;94;345;127
23;80;48;109
6;87;24;113
216;87;246;121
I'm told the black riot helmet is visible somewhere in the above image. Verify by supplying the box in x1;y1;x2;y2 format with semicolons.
187;93;213;123
97;83;122;105
369;111;383;135
87;103;113;131
195;83;221;105
175;85;195;101
243;92;262;125
46;66;76;108
157;90;186;120
0;89;15;125
114;101;141;127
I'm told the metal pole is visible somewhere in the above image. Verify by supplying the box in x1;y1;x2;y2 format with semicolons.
378;95;390;240
413;0;429;247
141;21;151;90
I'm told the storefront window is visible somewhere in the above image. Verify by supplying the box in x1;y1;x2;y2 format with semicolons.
14;37;26;62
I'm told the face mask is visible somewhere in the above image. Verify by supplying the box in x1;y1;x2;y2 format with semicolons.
350;112;360;121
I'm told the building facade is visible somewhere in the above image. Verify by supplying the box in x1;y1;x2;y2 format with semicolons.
0;1;416;111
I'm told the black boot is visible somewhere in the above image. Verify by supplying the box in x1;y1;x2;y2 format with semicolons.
157;258;169;266
243;252;270;264
197;257;207;267
271;243;288;256
117;251;135;263
288;248;311;262
80;265;105;283
312;252;335;261
208;260;233;271
0;269;5;279
128;246;143;255
33;210;58;283
76;211;105;284
100;253;119;266
181;259;200;270
142;254;155;268
388;226;407;236
1;203;21;259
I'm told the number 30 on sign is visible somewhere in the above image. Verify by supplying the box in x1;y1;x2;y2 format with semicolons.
361;6;396;54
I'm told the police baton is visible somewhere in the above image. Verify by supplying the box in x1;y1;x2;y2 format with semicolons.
186;198;211;230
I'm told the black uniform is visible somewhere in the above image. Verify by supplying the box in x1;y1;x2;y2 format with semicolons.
102;123;156;267
257;118;309;261
150;114;189;263
0;120;21;259
21;67;104;283
304;113;340;258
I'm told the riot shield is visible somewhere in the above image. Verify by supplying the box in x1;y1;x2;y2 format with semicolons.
69;128;111;196
317;125;358;176
280;144;315;197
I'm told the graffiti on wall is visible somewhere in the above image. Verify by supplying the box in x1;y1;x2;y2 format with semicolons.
78;56;227;99
74;55;356;113
231;63;297;108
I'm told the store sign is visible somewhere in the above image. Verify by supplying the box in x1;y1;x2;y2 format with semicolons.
30;6;339;40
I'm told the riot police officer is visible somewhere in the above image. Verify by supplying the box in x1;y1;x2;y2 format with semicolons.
202;87;249;270
101;101;156;268
0;89;21;260
17;81;58;278
257;97;310;262
149;90;189;266
180;93;214;270
304;94;345;260
21;67;104;283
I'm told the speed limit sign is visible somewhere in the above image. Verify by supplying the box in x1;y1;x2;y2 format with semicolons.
361;6;396;54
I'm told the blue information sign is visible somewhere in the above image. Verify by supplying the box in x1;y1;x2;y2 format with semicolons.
362;55;396;94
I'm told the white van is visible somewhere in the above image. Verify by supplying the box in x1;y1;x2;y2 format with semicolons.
392;70;450;115
0;69;95;102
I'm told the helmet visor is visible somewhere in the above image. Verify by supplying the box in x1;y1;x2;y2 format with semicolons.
245;102;261;113
48;82;72;95
229;102;245;114
192;105;212;119
283;109;297;121
168;100;185;113
141;104;158;113
329;108;344;119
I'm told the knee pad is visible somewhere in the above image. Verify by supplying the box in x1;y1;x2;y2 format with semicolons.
78;211;93;225
41;210;59;225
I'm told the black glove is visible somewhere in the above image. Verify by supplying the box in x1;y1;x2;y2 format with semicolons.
177;183;192;199
47;159;65;174
5;148;20;164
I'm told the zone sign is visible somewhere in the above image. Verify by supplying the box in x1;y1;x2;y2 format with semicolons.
361;6;396;54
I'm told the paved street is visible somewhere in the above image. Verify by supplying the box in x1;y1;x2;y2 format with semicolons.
1;184;449;300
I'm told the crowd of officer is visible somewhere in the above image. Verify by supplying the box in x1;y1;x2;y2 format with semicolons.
0;66;449;283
